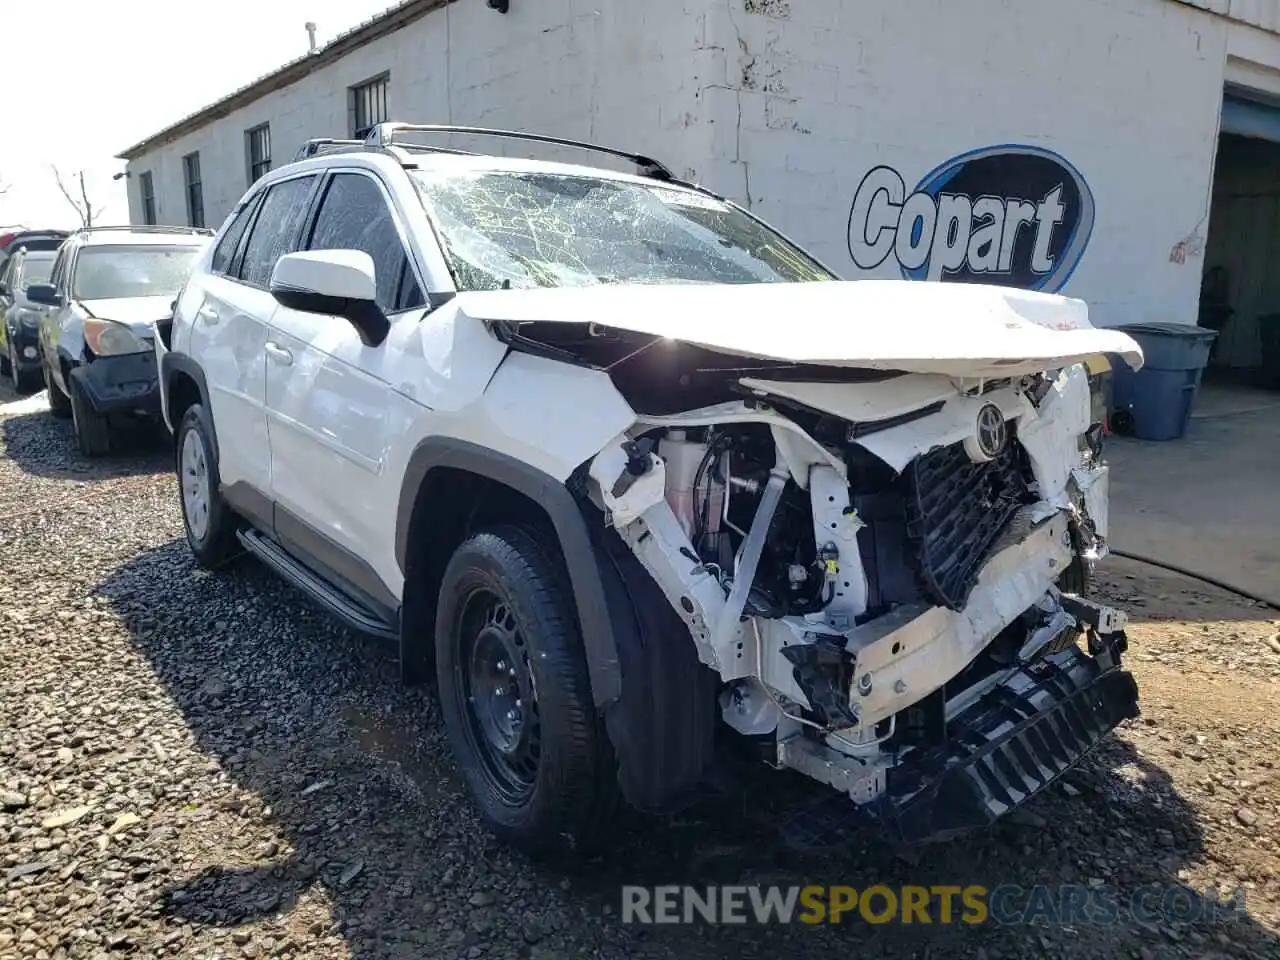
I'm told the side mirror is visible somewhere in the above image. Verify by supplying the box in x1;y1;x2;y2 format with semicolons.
269;250;389;347
26;283;61;307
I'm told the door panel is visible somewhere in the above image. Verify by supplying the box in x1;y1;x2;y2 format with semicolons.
263;170;429;605
265;307;420;595
194;173;318;502
187;274;274;492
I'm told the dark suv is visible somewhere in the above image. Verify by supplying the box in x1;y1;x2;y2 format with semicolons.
0;246;58;392
0;230;70;273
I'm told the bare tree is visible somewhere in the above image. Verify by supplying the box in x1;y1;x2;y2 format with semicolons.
52;166;105;227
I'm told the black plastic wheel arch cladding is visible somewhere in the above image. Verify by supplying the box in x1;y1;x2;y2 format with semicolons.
394;438;720;812
160;353;217;461
395;437;622;706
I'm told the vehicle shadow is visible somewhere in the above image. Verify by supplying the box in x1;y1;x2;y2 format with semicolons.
96;542;1280;960
0;406;168;480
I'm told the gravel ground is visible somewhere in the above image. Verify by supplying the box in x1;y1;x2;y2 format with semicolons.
2;381;1278;960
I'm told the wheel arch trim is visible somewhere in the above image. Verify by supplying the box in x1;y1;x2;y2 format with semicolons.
160;351;217;462
396;436;622;707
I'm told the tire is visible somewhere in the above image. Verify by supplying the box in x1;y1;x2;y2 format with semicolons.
69;376;112;457
12;365;40;395
44;362;71;419
435;525;618;857
175;403;240;568
0;345;9;377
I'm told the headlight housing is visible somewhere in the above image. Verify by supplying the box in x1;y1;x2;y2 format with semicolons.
15;308;40;328
84;318;147;357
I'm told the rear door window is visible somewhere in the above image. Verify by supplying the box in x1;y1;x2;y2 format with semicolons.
211;194;262;276
237;175;318;288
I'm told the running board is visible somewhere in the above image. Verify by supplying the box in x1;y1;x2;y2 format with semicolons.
237;529;398;642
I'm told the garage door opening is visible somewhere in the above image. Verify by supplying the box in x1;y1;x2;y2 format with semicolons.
1200;92;1280;390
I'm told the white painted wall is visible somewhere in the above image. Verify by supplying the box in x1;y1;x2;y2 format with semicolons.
125;0;1280;331
125;0;720;230
697;0;1242;329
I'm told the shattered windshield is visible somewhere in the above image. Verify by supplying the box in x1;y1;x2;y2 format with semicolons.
410;170;833;291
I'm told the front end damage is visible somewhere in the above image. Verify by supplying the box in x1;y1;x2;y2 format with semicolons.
582;360;1140;845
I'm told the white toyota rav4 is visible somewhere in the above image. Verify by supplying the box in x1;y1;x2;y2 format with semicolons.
157;122;1145;856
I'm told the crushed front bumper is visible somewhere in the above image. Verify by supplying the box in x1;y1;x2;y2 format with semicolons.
69;352;160;418
783;598;1138;850
870;644;1138;845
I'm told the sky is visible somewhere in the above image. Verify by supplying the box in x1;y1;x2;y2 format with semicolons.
0;0;400;231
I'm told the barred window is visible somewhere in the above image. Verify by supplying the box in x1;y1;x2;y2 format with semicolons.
246;124;272;184
139;171;156;225
349;73;389;138
182;153;204;229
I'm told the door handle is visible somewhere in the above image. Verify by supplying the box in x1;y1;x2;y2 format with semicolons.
264;341;294;366
196;303;221;325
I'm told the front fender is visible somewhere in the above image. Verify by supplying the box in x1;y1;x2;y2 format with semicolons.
395;437;621;706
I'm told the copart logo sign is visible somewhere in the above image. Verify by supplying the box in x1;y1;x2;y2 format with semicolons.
846;145;1094;293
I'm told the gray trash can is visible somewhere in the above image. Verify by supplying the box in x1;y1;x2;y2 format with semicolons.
1109;322;1217;441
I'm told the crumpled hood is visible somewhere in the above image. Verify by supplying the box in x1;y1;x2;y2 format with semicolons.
455;279;1145;378
79;295;174;334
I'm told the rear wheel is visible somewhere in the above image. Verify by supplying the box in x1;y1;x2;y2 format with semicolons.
435;525;618;857
44;362;71;419
0;345;9;377
69;376;111;457
176;403;240;568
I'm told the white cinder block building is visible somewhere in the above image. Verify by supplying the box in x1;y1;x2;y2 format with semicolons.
119;0;1280;377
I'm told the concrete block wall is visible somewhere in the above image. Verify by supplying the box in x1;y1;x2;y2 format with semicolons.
125;0;717;231
695;0;1235;328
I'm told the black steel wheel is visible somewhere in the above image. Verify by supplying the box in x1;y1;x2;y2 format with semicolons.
457;590;542;805
435;525;617;856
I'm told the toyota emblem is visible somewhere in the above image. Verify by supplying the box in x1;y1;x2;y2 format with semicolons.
973;404;1008;460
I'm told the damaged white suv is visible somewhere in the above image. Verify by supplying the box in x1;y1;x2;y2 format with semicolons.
156;123;1145;855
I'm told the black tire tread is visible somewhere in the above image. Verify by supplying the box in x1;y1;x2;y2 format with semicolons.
436;524;618;857
12;366;40;395
70;378;111;457
45;364;71;419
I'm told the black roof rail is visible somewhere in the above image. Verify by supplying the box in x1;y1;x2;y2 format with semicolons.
72;225;214;237
365;122;676;180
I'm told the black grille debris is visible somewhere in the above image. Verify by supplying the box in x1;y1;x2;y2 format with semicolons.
904;432;1034;610
780;648;1139;851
